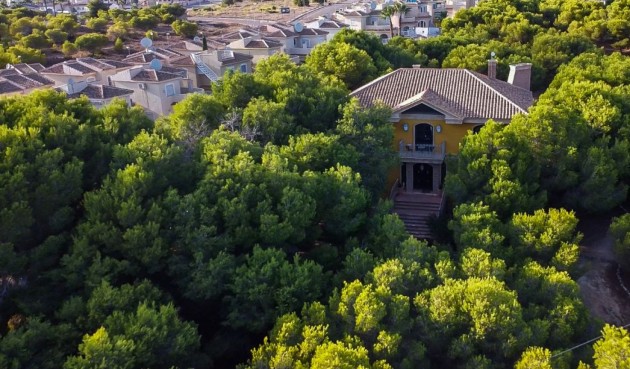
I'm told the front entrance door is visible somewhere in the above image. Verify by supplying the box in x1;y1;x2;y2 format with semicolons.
401;164;407;188
413;163;433;192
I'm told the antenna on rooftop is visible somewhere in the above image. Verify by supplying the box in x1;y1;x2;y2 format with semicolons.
140;37;153;52
149;59;163;71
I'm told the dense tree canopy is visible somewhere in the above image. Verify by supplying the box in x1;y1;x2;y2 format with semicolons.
1;0;629;367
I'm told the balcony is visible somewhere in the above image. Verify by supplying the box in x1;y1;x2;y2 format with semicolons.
399;140;446;163
284;47;313;55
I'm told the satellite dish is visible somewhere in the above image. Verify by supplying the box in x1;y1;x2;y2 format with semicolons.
370;1;377;10
193;36;202;42
294;22;304;33
140;37;153;49
149;59;162;71
490;51;496;59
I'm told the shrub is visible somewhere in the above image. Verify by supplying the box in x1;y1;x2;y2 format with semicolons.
611;214;630;271
75;33;109;54
107;21;130;40
62;40;78;56
86;17;109;31
114;37;124;52
171;20;198;38
19;30;51;49
45;29;68;45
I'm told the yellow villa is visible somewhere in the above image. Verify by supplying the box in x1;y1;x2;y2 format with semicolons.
350;62;534;238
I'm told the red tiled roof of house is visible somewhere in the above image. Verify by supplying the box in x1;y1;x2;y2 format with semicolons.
351;68;533;121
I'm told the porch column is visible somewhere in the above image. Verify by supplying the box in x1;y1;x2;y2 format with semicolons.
405;163;414;191
432;164;442;193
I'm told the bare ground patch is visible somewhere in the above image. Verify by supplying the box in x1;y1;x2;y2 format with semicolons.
576;211;630;326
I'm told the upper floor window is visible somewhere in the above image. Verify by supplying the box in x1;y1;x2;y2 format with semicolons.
165;83;175;97
240;64;248;73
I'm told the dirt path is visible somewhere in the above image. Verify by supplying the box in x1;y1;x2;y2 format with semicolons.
576;211;630;326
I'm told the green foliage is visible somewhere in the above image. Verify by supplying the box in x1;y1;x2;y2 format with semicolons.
241;97;294;145
45;28;68;45
515;347;553;369
64;303;200;369
19;29;50;49
61;40;77;57
305;41;378;90
86;17;108;31
171;19;198;38
74;33;109;54
113;37;123;52
591;325;630;368
47;14;80;35
335;99;397;199
87;0;110;18
225;246;326;332
610;214;630;271
107;21;130;41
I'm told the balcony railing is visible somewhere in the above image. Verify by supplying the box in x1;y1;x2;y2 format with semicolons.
398;140;446;161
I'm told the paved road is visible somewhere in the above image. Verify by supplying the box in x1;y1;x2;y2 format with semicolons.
291;0;354;21
188;0;354;27
188;15;275;27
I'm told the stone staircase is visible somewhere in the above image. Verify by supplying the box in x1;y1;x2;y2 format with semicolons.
392;192;443;240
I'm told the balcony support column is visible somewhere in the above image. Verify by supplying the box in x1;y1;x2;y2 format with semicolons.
405;163;414;192
432;164;441;194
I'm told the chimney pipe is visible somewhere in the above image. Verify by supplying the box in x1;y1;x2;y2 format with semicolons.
487;59;497;79
508;63;532;90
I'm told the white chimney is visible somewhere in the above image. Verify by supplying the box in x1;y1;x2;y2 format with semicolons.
508;63;532;90
487;59;497;79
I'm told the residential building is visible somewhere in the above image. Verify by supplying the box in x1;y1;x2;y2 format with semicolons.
350;62;533;237
171;49;254;88
304;17;348;41
260;23;329;61
334;0;443;40
39;58;134;87
57;80;134;108
123;47;185;65
0;64;54;97
109;65;202;118
215;30;284;63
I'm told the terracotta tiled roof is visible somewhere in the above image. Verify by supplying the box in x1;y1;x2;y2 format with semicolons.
41;58;132;75
265;29;297;37
0;69;19;77
294;28;328;36
243;38;282;49
170;55;195;66
0;72;54;94
10;63;45;73
160;66;188;77
351;68;533;121
222;29;259;41
2;74;48;89
63;84;134;99
319;21;346;28
130;69;181;82
123;52;164;64
0;80;23;94
217;51;253;65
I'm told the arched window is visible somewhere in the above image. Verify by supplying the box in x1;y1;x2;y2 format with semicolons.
472;124;484;134
414;123;433;152
419;20;426;27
